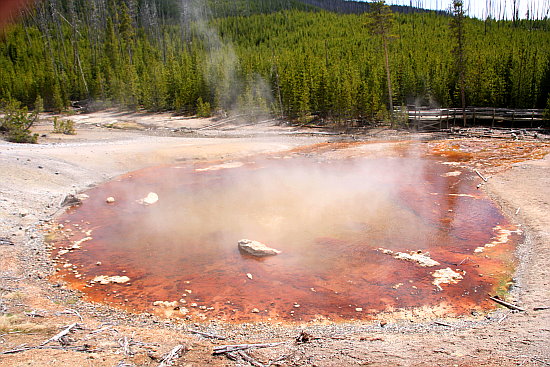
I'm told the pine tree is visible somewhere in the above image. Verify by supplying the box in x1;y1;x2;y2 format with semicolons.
450;0;467;126
367;1;396;126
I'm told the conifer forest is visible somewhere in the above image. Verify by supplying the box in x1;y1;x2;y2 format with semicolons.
1;0;550;125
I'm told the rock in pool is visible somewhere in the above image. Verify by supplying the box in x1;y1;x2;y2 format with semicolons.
238;239;281;257
138;192;159;205
92;275;130;285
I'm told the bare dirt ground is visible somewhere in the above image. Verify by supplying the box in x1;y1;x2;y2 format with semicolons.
0;110;549;367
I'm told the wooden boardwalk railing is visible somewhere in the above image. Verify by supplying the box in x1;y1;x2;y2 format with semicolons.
407;106;548;130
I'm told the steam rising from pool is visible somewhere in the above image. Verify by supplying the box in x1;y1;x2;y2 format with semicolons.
52;142;520;322
180;0;273;119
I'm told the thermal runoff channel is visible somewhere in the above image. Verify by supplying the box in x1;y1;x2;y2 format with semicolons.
50;142;521;322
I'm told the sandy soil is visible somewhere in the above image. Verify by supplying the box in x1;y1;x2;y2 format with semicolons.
0;110;549;367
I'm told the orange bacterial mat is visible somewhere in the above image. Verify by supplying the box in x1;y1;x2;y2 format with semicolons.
50;141;525;322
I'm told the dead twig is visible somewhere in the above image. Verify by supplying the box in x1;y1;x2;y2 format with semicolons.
25;310;45;318
295;331;315;343
489;296;525;312
507;355;550;366
1;344;98;355
237;350;266;367
1;343;27;354
0;274;25;281
533;306;549;311
225;351;238;361
56;308;84;321
88;325;114;336
158;344;185;367
115;334;159;356
82;325;116;341
295;331;345;343
359;337;384;342
434;321;453;327
0;331;27;344
498;310;511;324
119;336;133;356
41;322;80;346
325;336;347;340
530;357;550;366
0;238;14;246
213;342;285;355
132;341;160;348
475;169;488;182
188;329;226;340
0;331;25;338
267;354;291;367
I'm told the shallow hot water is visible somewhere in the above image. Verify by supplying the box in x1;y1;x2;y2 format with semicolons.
52;142;522;322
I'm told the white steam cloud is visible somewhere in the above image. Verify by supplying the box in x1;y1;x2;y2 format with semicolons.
180;0;274;121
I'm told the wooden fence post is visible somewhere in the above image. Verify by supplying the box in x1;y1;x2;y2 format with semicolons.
453;108;456;128
415;106;418;131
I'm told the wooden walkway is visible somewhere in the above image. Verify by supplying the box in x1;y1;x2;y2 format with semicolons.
407;106;547;131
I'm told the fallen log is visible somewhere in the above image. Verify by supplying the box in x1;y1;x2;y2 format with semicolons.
188;329;226;340
489;296;525;312
213;342;285;355
237;350;266;367
221;118;278;131
225;351;238;361
196;115;244;131
196;119;232;130
1;344;97;355
41;322;80;346
158;344;185;367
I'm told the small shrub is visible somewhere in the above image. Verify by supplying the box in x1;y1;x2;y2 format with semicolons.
196;97;212;118
394;105;409;129
34;95;44;114
6;128;39;143
0;100;39;144
52;116;76;135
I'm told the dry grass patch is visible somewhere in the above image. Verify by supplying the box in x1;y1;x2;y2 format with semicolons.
104;121;145;130
0;314;50;334
2;291;25;301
